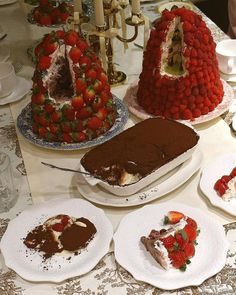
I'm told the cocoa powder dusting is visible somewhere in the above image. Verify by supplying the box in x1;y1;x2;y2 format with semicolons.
24;225;62;259
81;118;199;185
23;216;97;260
60;218;97;251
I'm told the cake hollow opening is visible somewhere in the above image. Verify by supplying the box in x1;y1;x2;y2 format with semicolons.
161;17;186;77
48;54;74;101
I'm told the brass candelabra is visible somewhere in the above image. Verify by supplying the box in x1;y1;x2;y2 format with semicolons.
89;1;146;86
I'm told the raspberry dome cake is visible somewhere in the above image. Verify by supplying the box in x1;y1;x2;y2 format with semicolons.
137;8;224;121
31;30;117;143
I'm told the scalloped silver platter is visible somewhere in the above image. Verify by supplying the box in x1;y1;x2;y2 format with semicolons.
17;96;128;150
124;79;233;125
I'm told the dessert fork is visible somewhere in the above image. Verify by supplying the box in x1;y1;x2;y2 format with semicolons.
41;162;101;180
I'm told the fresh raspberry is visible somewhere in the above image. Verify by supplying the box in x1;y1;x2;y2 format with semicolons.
183;109;193;120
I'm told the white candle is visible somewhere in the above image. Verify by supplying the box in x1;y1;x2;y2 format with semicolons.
131;0;140;14
94;0;105;27
74;0;82;13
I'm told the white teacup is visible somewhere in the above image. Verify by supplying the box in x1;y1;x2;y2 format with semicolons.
0;62;17;98
216;39;236;75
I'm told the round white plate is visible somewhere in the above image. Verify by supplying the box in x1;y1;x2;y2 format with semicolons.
124;79;233;125
0;77;32;106
200;153;236;216
0;0;17;5
77;148;202;207
157;1;193;13
113;202;229;290
17;96;128;150
0;198;113;282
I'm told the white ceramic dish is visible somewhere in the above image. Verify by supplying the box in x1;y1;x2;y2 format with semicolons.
0;198;113;282
157;1;193;13
124;79;234;125
200;153;236;217
77;148;202;207
0;76;31;105
113;202;229;290
80;127;199;196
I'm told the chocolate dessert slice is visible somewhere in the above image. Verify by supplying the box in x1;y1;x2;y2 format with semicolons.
24;214;97;260
80;117;199;194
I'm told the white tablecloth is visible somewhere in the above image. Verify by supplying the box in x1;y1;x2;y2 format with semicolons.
1;1;236;294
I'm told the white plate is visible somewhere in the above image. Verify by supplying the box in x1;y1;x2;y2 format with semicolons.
157;1;193;13
200;153;236;216
0;198;113;282
113;202;229;290
0;0;17;5
124;79;233;125
0;77;32;105
77;148;202;207
0;45;10;62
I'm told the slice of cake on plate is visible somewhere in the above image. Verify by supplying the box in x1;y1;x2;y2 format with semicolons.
141;211;200;271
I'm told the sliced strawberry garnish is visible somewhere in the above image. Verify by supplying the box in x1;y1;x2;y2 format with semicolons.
184;224;197;242
168;250;187;270
186;217;197;229
160;235;178;251
184;242;195;258
175;230;189;249
164;211;185;225
220;175;232;184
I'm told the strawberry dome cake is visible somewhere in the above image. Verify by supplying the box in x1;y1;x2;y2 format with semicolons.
31;30;117;143
137;8;224;121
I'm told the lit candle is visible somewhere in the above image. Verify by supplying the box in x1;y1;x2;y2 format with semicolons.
74;0;82;13
94;0;105;27
131;0;140;14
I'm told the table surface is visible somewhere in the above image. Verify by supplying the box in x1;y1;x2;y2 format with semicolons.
1;1;236;294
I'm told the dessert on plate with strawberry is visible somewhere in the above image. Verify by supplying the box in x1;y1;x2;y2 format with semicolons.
24;214;97;260
31;29;117;143
214;167;236;201
137;8;224;121
141;211;200;271
31;0;72;26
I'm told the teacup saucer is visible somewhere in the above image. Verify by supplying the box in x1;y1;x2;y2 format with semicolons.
0;76;32;105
